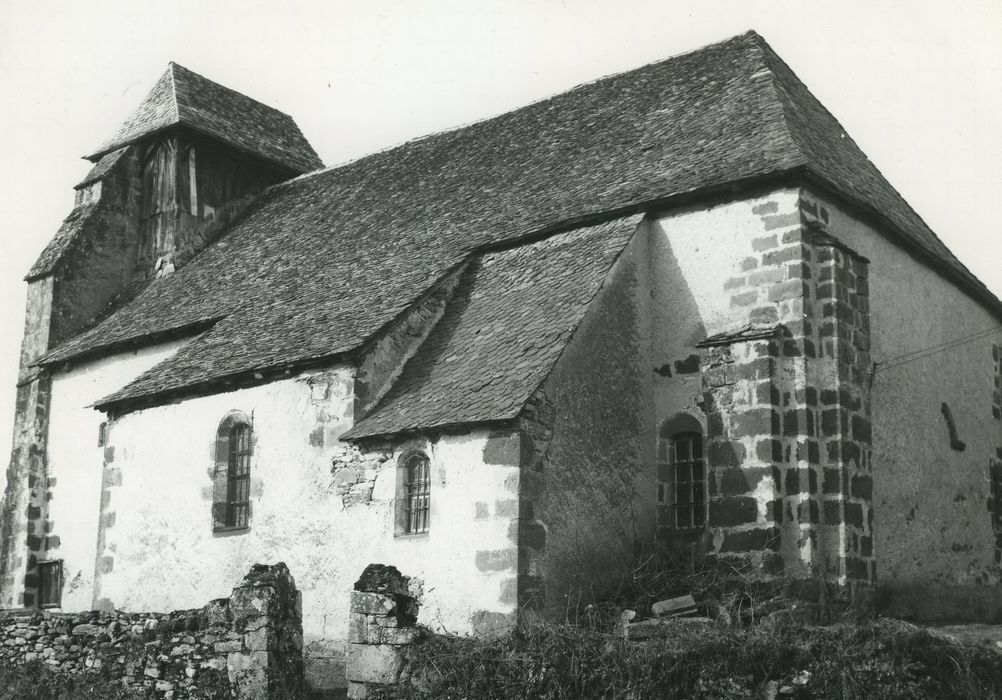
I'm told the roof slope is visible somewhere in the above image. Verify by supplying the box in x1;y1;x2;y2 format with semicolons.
97;215;640;413
349;216;642;436
43;32;1001;414
757;45;990;303
87;63;322;174
27;204;100;281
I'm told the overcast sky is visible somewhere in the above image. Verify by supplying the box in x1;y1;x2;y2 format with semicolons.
0;0;1000;456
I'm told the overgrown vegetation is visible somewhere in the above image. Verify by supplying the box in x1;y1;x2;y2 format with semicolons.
0;660;154;699
393;617;1002;699
384;541;1002;700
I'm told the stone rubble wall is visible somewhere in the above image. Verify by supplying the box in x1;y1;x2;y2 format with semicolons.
0;563;302;699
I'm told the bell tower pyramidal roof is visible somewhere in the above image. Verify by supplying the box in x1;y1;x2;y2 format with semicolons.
86;62;323;175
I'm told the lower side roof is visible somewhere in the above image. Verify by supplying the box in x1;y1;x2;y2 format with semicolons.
342;214;643;439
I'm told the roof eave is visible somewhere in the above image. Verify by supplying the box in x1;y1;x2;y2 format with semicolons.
341;416;521;444
800;170;1002;322
84;121;318;176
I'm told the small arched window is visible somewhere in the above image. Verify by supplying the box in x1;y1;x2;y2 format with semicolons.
657;415;706;529
397;451;431;535
213;412;253;532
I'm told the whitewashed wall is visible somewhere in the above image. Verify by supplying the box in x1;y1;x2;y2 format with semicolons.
88;369;518;688
805;188;1002;596
648;188;802;425
45;338;191;611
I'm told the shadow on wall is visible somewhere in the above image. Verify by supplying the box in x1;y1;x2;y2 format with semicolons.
536;223;709;618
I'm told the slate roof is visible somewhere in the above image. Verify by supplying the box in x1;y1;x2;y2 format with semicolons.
27;203;99;281
75;147;129;190
40;32;1002;418
86;62;322;175
26;148;134;281
343;215;641;438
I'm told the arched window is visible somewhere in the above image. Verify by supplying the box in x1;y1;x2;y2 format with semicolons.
397;451;431;535
657;415;706;529
213;412;253;532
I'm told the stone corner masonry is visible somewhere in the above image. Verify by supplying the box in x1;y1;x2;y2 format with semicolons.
698;190;874;584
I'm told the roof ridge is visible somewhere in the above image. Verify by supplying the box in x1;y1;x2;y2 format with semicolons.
168;61;299;122
750;33;1002;313
742;34;811;171
286;30;763;187
168;62;181;124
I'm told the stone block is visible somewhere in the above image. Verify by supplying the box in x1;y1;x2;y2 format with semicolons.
244;624;276;652
719;526;780;553
844;502;864;528
476;549;517;572
350;592;395;617
354;564;411;596
228;651;272;700
762;212;800;231
850;475;872;500
730;291;759;307
347;681;369;700
731;408;779;439
706;441;746;468
717;467;772;497
709;496;758;526
229;588;272;627
346;643;407;685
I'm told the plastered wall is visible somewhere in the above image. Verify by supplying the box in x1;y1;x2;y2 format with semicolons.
82;370;518;690
648;189;803;431
44;339;193;612
806;188;1002;616
531;220;655;609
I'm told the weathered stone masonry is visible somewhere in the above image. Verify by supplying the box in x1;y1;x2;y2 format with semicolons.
696;191;873;583
1;148;141;610
345;564;421;700
0;563;302;699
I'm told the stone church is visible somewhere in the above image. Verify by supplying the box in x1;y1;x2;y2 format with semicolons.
3;31;1001;690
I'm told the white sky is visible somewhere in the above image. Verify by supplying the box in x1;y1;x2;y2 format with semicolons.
0;0;1000;456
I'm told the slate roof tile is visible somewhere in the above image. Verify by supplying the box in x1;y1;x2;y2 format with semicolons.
87;63;322;175
74;147;129;190
26;203;100;281
337;214;642;438
42;32;1002;419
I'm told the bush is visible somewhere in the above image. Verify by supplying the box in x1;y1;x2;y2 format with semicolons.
391;617;1002;699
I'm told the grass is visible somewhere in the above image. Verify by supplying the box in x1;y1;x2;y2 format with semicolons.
388;616;1002;699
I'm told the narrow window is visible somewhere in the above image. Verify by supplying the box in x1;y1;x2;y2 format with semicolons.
399;452;431;535
657;415;706;530
213;412;253;532
227;423;252;528
667;432;705;528
37;560;63;608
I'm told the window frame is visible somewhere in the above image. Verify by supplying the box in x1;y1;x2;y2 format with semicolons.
37;559;63;609
657;415;707;530
213;411;253;534
396;451;431;537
